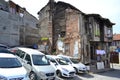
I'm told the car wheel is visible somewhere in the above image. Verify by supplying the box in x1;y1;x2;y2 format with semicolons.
29;72;37;80
56;70;62;78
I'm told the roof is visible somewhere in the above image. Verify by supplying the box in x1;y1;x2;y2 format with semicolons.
38;0;56;14
38;0;84;15
113;34;120;41
56;1;80;12
17;47;44;55
87;14;115;26
0;53;16;58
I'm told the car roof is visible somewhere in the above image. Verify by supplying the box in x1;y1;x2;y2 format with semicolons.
0;44;8;49
46;55;61;59
57;54;72;58
16;47;44;55
0;49;13;54
0;53;16;58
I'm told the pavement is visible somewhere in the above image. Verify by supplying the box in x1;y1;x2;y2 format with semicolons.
56;63;120;80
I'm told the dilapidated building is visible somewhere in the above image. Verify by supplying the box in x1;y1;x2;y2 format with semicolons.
38;0;115;72
84;14;114;71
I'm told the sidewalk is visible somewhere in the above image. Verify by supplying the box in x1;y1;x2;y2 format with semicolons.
111;63;120;69
79;63;120;80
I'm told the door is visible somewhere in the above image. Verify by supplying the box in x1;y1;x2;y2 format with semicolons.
23;54;32;73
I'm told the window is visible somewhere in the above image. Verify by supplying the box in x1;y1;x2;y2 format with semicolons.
107;29;112;37
32;55;50;65
0;58;22;68
70;58;79;64
61;57;70;63
25;54;31;62
48;58;58;65
16;50;25;59
65;43;70;54
56;58;68;65
94;23;100;37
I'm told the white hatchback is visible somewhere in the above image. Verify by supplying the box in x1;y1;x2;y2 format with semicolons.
46;55;76;78
58;55;87;73
0;53;29;80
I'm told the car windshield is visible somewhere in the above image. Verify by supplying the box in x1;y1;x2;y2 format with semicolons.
56;58;68;65
32;55;50;65
0;58;22;68
47;56;57;64
70;58;80;64
61;57;71;63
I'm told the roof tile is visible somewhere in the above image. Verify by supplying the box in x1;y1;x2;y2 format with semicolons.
113;34;120;40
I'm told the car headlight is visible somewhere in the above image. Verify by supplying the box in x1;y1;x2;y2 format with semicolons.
25;72;29;78
62;68;69;72
0;75;7;80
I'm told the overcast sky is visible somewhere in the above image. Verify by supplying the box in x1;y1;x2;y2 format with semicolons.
6;0;120;34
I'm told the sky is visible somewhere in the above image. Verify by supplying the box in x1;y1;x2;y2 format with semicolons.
5;0;120;34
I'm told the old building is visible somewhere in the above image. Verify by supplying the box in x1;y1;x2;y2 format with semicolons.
111;34;120;64
113;34;120;46
0;0;39;46
37;0;55;54
53;2;82;57
85;14;114;71
38;0;114;72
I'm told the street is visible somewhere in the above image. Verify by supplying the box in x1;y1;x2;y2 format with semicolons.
56;64;120;80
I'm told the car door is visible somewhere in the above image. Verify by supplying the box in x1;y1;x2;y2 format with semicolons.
23;54;32;73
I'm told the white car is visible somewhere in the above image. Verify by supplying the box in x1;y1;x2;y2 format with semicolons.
0;53;29;80
58;55;87;73
46;55;76;78
10;47;56;80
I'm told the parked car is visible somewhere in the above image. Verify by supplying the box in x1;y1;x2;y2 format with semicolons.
58;55;87;73
9;47;56;80
0;53;29;80
0;44;9;49
46;55;76;78
0;48;14;54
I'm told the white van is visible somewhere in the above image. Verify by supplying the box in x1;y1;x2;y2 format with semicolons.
10;47;56;80
0;53;29;80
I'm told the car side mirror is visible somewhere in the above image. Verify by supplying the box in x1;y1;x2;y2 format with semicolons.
27;61;32;65
53;62;57;66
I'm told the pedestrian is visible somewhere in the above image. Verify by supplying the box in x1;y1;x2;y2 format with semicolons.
33;43;38;49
